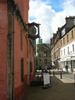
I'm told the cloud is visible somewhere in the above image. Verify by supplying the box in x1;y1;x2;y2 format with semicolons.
29;0;75;43
51;0;75;32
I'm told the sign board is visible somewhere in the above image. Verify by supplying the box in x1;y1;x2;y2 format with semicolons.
43;73;50;85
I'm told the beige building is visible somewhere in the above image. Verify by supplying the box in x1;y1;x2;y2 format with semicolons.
51;16;75;72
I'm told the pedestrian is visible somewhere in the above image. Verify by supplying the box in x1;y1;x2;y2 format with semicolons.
65;65;68;72
53;71;55;76
60;70;63;79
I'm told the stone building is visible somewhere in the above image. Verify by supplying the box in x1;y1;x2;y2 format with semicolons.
50;16;75;72
36;39;51;69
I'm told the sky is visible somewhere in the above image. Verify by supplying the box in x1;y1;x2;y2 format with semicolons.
29;0;75;43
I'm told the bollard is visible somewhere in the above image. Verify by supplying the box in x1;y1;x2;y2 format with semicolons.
49;70;51;85
74;74;75;86
53;71;55;76
73;71;75;86
60;71;62;79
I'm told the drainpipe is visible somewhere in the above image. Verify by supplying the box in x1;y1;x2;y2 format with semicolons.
12;13;14;100
71;57;73;72
7;1;14;100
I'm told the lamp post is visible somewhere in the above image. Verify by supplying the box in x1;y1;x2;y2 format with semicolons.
71;56;73;72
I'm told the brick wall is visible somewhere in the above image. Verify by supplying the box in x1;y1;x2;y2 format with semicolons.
0;1;8;100
14;0;29;99
0;0;35;100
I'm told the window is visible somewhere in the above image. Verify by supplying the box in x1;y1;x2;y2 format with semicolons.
21;58;24;82
60;50;62;56
61;39;63;46
72;44;74;52
67;47;69;54
60;40;62;46
71;30;73;39
44;59;47;64
61;28;65;36
64;49;65;55
63;38;65;44
20;29;23;50
44;51;47;57
30;61;32;73
67;34;69;42
74;18;75;25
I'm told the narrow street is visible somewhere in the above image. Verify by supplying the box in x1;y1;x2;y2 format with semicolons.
1;1;75;100
26;74;75;100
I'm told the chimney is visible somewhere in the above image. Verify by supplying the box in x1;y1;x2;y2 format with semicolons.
66;16;75;27
65;16;75;32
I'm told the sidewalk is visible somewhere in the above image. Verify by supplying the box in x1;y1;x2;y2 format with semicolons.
26;76;75;100
55;74;75;83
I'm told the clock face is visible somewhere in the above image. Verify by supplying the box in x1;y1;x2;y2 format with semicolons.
29;26;36;34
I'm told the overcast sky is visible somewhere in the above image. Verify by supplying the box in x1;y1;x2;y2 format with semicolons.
29;0;75;43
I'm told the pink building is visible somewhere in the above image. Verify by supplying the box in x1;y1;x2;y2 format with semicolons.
0;0;38;100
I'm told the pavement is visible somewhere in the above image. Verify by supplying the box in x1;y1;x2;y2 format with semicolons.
26;73;75;100
55;73;75;83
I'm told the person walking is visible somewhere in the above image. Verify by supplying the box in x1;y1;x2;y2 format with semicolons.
65;65;68;73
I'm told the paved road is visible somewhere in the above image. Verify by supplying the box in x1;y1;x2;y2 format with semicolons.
26;76;75;100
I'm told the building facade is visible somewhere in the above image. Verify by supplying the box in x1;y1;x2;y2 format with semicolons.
36;39;51;69
51;16;75;72
0;0;39;100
